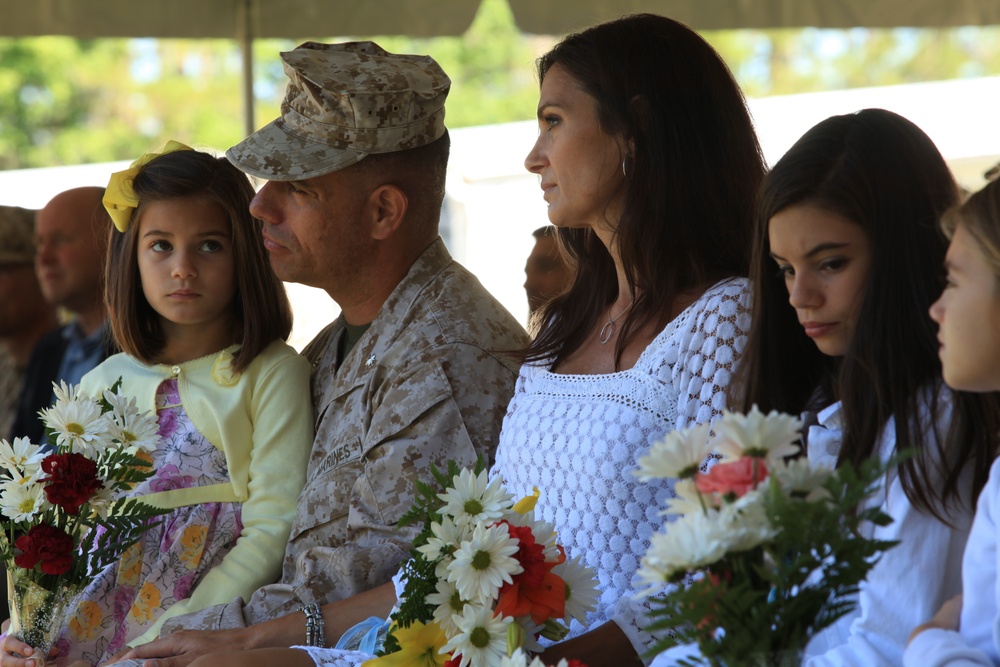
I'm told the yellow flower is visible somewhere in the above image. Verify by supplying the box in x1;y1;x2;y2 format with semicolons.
179;525;208;569
117;542;143;586
130;582;162;623
363;621;449;667
512;487;540;515
68;600;102;641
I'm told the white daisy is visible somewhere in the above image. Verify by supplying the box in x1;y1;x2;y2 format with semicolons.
512;616;544;653
635;422;714;481
435;557;452;582
417;516;472;562
441;603;512;667
425;577;468;636
0;478;48;522
661;478;709;517
104;390;161;455
499;648;532;667
499;648;554;667
552;554;599;625
51;380;82;405
714;406;802;463
718;488;778;553
40;395;112;456
635;511;729;591
772;457;834;502
438;469;510;527
447;522;523;603
0;437;46;478
87;485;119;519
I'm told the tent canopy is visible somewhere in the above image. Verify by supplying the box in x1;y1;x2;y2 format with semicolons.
4;0;1000;39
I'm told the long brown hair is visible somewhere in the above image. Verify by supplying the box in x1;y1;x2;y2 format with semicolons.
105;150;292;372
732;109;1000;520
525;14;765;368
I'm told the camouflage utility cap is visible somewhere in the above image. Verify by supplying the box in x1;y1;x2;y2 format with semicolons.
227;40;450;181
0;205;36;265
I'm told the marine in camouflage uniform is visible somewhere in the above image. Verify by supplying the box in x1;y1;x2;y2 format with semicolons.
0;350;22;439
149;41;528;636
0;204;57;441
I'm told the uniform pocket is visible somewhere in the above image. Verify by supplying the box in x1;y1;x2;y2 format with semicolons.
287;438;363;542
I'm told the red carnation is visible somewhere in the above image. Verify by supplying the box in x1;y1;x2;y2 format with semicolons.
14;524;75;575
41;452;104;515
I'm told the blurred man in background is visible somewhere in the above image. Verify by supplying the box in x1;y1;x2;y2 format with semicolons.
11;187;115;444
524;225;571;317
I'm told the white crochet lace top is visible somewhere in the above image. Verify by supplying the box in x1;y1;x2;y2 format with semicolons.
490;277;751;660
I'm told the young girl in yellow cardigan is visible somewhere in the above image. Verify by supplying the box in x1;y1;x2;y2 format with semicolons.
20;143;313;666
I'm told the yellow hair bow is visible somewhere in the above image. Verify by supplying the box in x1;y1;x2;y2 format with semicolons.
103;140;193;232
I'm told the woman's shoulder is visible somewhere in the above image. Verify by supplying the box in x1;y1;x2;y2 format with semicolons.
635;277;750;375
655;277;750;344
691;276;751;313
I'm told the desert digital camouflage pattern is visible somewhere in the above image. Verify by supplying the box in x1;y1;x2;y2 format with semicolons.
0;351;22;438
0;205;37;437
226;40;449;181
153;238;527;635
0;205;37;265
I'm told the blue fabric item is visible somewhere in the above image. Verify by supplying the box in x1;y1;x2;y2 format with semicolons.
56;322;107;389
334;616;391;655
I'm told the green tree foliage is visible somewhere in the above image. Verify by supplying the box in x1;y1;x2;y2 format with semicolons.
368;0;548;128
705;27;1000;97
1;0;999;169
0;39;132;169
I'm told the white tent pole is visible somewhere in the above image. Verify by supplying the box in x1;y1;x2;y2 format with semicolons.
239;0;255;137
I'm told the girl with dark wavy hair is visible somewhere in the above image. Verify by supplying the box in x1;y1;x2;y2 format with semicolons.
727;109;1000;667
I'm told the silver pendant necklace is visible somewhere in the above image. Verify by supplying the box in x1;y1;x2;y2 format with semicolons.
598;298;635;344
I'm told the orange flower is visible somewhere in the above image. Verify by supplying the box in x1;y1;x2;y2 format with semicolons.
179;525;208;569
130;582;162;622
68;600;102;640
495;568;566;624
117;542;143;586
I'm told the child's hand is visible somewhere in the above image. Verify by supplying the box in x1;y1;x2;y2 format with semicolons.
0;633;57;667
907;594;963;644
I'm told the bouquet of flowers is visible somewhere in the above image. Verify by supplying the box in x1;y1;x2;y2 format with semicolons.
0;381;166;658
500;648;588;667
634;407;898;667
365;463;599;667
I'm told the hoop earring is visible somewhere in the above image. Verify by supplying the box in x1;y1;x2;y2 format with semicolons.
622;155;630;179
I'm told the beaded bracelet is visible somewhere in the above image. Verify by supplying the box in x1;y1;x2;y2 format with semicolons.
301;603;327;648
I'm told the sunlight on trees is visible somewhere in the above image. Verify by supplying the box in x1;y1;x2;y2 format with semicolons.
0;0;998;169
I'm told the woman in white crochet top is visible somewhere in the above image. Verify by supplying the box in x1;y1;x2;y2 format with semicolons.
104;15;764;667
490;13;762;666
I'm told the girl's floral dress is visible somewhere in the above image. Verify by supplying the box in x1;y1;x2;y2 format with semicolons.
57;379;243;665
